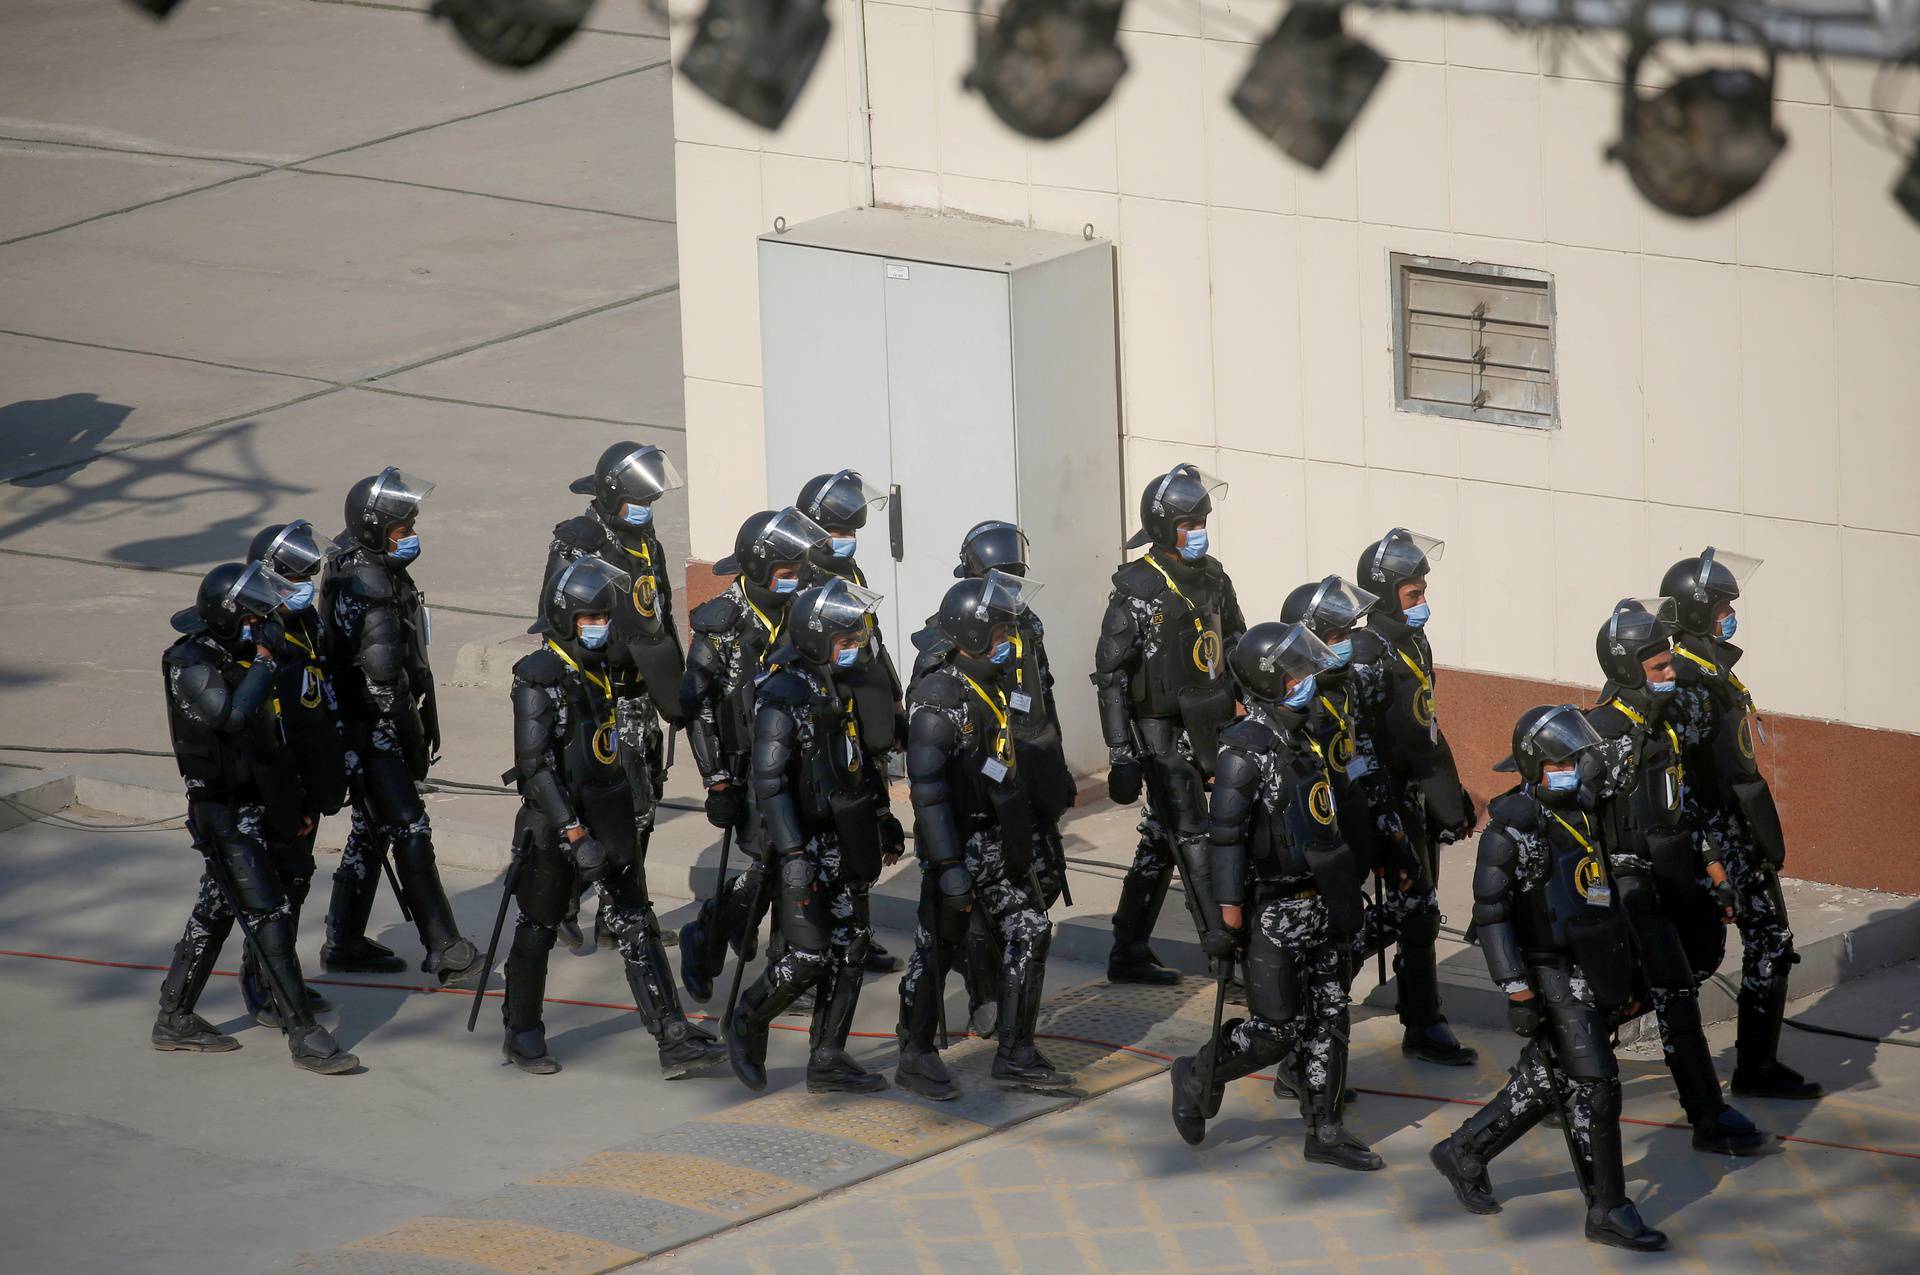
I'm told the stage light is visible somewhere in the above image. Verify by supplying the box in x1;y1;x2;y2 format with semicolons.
964;0;1128;141
680;0;833;130
1609;32;1787;218
1230;4;1387;171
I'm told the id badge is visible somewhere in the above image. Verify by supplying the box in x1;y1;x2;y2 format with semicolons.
1009;691;1033;715
1585;884;1613;906
1752;714;1770;747
419;604;432;646
1345;755;1374;781
981;757;1009;784
1428;717;1439;746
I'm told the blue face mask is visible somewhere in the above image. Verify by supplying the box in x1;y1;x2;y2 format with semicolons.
1328;638;1353;667
1718;612;1738;641
833;645;860;669
577;622;610;650
1403;601;1431;628
1647;678;1677;695
989;639;1013;666
390;533;421;563
285;581;316;612
1283;674;1317;710
772;575;800;595
829;536;857;559
620;503;653;527
1178;529;1209;562
1543;768;1580;794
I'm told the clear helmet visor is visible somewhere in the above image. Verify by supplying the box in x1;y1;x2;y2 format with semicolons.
1371;527;1445;581
1518;705;1604;766
227;562;299;618
978;568;1042;620
609;445;683;503
1307;575;1379;631
804;577;884;636
1697;546;1762;600
757;507;832;566
1261;622;1342;683
367;466;435;523
1150;463;1229;519
805;469;890;526
552;556;631;614
263;520;337;578
1605;596;1678;656
961;520;1029;572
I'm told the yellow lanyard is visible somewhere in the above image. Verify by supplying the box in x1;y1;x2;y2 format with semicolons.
839;696;863;774
282;620;328;707
1396;647;1432;694
1606;698;1683;769
1317;691;1348;734
1673;644;1754;706
1142;554;1206;636
957;670;1014;762
545;638;618;762
1547;809;1598;856
1010;631;1027;692
743;595;781;648
624;540;654;568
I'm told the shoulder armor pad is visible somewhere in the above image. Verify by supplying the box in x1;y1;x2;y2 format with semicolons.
1348;629;1390;664
690;593;743;634
1112;559;1165;600
552;515;605;553
1584;703;1632;740
909;669;967;709
162;634;216;670
512;649;566;686
1487;788;1539;832
342;561;394;599
756;669;809;706
1026;612;1045;639
1218;717;1277;751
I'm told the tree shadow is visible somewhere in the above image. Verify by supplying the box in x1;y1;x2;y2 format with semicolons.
0;393;132;487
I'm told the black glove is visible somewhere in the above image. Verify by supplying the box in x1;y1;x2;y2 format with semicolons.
568;833;608;885
704;784;745;829
250;616;288;657
880;812;906;859
1107;755;1143;805
1507;996;1541;1038
1200;922;1240;961
1710;877;1738;917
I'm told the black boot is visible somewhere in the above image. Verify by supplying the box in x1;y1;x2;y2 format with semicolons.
152;1009;239;1052
678;911;716;1003
896;1045;959;1101
1107;866;1178;986
804;951;884;1093
1401;1018;1477;1067
424;936;483;986
808;1047;888;1093
153;929;240;1052
1394;910;1475;1065
1579;1078;1666;1248
658;1019;727;1079
321;867;405;973
992;940;1070;1091
1302;1034;1383;1171
287;1023;360;1075
1731;980;1822;1099
1584;1201;1668;1251
503;1025;561;1074
625;915;727;1079
1691;1105;1769;1155
392;830;478;982
1429;1137;1499;1214
728;986;774;1091
1431;1064;1542;1214
863;939;903;975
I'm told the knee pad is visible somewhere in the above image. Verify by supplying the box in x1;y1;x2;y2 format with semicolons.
510;922;558;962
843;928;871;970
224;850;287;914
1660;990;1702;1035
1397;908;1440;948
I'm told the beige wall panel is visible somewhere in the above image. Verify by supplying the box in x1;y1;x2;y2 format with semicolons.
684;378;767;559
1735;101;1834;276
1834;109;1920;287
939;173;1029;223
1209;206;1304;458
1541;76;1642;254
1447;67;1545;242
1303;461;1373;582
1738;515;1845;721
930;10;1026;183
1739;269;1838;525
674;143;765;387
1443;13;1540;74
1836;277;1920;536
1551;492;1650;684
1118;196;1215;444
1202;38;1297;216
864;3;937;169
1844;528;1920;732
1297;217;1367;465
1364;468;1462;651
1459;480;1556;680
1114;32;1208;201
1030;186;1121;239
1547;244;1645;501
1642;256;1741;511
1355;59;1451;231
1214;450;1309;621
1357;224;1459;475
1645;503;1746;596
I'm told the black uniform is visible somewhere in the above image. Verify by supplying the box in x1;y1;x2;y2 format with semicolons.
1093;548;1246;977
322;542;476;979
502;638;721;1075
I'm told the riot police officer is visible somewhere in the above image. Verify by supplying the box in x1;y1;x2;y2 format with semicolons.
1092;464;1246;984
677;508;832;1002
895;574;1070;1101
1586;598;1766;1154
1350;528;1476;1065
727;578;898;1094
1661;549;1820;1100
1429;706;1667;1251
1168;622;1378;1170
236;521;349;1027
797;468;910;974
155;562;358;1074
547;443;688;950
500;557;725;1076
321;468;481;984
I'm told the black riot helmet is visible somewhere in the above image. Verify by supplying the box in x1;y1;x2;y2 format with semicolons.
247;520;335;581
786;577;884;668
1123;463;1227;552
921;571;1042;657
343;467;433;556
797;469;888;532
1280;575;1379;639
1505;704;1604;785
1660;546;1761;637
171;561;299;641
1228;621;1340;709
1596;597;1678;687
1356;527;1444;618
542;556;629;648
955;520;1031;579
570;442;683;522
714;507;830;589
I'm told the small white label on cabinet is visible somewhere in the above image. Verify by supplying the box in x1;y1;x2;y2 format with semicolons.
885;262;910;280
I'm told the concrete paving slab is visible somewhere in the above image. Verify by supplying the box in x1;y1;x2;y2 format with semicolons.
0;141;265;242
302;65;675;223
0;331;325;484
0;169;676;381
0;0;663;165
372;289;686;428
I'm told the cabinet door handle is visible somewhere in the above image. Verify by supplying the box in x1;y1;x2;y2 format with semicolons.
889;484;904;562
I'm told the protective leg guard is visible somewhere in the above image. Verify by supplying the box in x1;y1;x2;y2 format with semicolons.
728;958;816;1091
1394;912;1475;1065
993;931;1069;1091
1434;1070;1545;1213
678;904;716;1004
626;919;725;1079
1303;1029;1383;1171
558;886;585;951
1732;976;1822;1099
808;951;885;1094
391;830;478;982
964;910;1002;1039
503;1025;560;1074
321;866;404;972
1582;1089;1668;1251
250;910;324;1037
503;920;556;1033
1107;866;1179;986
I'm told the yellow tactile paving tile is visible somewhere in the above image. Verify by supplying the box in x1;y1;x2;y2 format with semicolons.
699;1089;992;1157
530;1152;816;1217
345;1217;641;1275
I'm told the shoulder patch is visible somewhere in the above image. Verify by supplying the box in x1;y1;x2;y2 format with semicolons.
1219;717;1277;752
511;648;566;686
1487;788;1539;832
689;593;743;634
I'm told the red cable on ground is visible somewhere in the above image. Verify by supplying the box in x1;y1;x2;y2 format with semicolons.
7;947;1916;1162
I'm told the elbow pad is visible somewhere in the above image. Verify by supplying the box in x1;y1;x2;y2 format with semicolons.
1095;676;1134;751
523;769;574;830
906;711;961;862
1478;920;1526;988
225;658;278;731
1206;751;1259;851
357;605;406;687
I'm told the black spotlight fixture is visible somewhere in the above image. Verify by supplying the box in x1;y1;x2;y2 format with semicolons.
964;0;1128;141
680;0;833;130
432;0;596;69
1608;21;1788;218
1230;3;1387;171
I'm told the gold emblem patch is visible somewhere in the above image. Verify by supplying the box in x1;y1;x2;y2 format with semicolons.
1331;732;1355;769
1575;854;1604;897
633;574;658;619
592;721;620;765
1413;687;1436;728
1308;778;1336;826
1736;715;1755;761
1193;628;1221;675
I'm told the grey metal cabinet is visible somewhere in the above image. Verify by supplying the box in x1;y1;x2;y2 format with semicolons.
758;208;1121;773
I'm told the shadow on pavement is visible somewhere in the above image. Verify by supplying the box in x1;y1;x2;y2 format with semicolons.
0;393;131;487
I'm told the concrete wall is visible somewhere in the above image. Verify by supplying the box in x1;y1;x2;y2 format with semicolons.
669;1;1920;886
